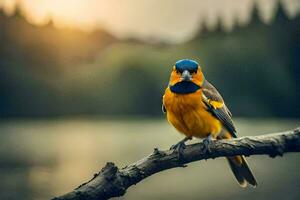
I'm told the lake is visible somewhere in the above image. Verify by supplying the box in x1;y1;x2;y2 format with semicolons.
0;118;299;200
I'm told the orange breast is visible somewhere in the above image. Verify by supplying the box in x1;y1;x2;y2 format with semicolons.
163;88;222;138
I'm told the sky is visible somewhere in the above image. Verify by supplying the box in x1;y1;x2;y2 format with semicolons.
0;0;299;42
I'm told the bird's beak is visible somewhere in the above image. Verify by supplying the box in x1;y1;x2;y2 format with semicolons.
181;70;192;81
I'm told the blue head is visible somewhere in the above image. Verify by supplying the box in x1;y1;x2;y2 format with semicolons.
169;59;204;94
175;59;199;73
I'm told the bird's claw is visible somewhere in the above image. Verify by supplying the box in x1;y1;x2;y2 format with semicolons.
170;141;186;151
170;137;191;163
170;141;186;162
202;135;213;154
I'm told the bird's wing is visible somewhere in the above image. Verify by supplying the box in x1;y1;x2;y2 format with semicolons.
202;79;237;138
162;95;166;114
162;103;166;114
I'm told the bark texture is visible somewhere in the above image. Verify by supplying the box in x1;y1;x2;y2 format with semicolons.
53;127;300;200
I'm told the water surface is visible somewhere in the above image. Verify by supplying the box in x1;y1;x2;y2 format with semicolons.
0;118;299;200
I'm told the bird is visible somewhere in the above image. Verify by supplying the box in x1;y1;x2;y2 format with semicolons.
162;59;257;187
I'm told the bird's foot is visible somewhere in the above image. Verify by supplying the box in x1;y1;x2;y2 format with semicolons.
170;137;192;163
202;134;213;154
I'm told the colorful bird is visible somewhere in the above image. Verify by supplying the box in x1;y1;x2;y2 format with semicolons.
162;59;257;187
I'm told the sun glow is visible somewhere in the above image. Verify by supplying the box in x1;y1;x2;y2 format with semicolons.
0;0;299;42
1;0;107;30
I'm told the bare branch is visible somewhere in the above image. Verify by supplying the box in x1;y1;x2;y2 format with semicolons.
52;127;300;200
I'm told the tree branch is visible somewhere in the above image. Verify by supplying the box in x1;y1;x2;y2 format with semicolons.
52;127;300;200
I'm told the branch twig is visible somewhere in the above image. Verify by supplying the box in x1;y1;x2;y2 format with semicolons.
53;127;300;200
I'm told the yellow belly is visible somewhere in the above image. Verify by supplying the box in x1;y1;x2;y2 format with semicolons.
163;88;222;138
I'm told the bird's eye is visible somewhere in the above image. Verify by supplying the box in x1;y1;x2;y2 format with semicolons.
176;70;180;74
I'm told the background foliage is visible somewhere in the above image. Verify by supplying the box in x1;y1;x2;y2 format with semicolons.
0;3;299;118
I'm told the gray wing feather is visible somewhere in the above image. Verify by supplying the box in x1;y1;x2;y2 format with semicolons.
202;80;237;138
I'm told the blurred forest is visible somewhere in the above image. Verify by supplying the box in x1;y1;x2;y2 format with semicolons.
0;2;299;118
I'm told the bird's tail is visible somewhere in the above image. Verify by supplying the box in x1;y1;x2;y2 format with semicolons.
226;155;257;188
